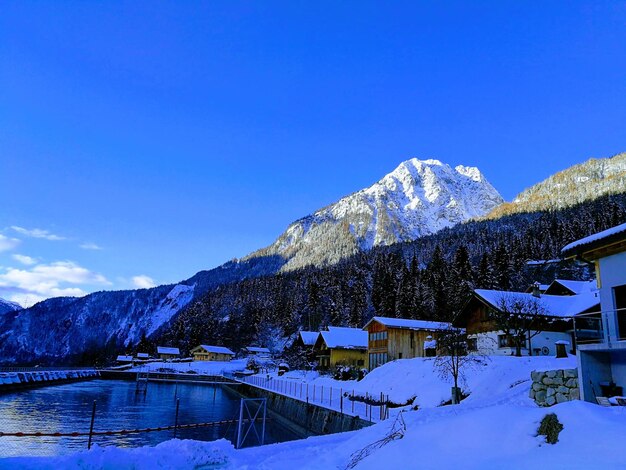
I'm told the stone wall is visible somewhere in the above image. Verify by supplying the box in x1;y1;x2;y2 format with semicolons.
530;368;579;406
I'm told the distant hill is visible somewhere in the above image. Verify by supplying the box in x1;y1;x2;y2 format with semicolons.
0;298;22;315
487;152;626;219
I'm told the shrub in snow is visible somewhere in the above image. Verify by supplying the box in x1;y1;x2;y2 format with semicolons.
537;413;564;444
333;365;366;381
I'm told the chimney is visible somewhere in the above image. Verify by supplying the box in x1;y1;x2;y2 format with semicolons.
532;282;541;298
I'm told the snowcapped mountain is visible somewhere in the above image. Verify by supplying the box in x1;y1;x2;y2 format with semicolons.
488;152;626;219
0;297;22;315
0;283;195;364
250;158;503;271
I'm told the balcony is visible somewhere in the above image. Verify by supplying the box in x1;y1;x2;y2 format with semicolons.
573;308;626;348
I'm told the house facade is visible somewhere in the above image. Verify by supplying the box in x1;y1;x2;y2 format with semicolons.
454;288;599;356
562;223;626;403
314;326;368;369
157;346;180;361
241;346;271;358
363;316;450;370
190;345;235;362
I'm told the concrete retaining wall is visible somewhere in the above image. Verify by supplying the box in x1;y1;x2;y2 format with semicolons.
229;383;372;436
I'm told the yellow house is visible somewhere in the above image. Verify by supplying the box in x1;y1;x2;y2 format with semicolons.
190;345;235;362
314;326;368;369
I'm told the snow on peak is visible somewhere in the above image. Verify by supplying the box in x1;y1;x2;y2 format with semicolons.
0;297;22;315
251;157;504;271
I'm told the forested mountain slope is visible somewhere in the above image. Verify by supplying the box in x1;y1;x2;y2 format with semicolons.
156;193;626;356
488;152;626;218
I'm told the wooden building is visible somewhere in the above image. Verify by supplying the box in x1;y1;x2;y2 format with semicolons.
116;355;134;364
190;345;235;362
241;346;271;358
314;326;368;369
157;346;180;361
362;317;450;370
453;288;599;356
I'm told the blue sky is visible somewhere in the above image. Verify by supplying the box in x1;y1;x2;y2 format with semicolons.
1;1;625;306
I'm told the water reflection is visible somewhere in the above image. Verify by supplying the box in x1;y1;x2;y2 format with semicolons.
0;380;298;457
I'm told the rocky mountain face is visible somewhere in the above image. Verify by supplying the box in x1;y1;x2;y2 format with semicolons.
250;158;503;271
487;152;626;219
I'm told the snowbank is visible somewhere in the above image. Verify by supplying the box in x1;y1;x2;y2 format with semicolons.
352;355;577;407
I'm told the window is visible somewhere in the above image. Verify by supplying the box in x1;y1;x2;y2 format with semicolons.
498;334;524;349
467;338;478;351
398;353;403;359
357;359;364;366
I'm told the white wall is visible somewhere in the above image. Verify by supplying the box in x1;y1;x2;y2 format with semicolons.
598;251;626;342
470;330;572;356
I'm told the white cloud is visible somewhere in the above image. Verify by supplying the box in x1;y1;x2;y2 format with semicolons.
0;234;21;252
10;226;66;241
12;254;37;266
0;261;111;307
132;275;156;289
80;242;103;250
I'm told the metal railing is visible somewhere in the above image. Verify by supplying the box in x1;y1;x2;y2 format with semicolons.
231;374;389;423
0;397;268;457
573;307;626;345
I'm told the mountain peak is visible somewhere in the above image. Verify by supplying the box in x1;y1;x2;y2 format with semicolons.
251;157;503;271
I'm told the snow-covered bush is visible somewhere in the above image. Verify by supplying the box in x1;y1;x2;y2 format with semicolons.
333;365;367;381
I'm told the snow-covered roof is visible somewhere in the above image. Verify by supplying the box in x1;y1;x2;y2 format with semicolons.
363;316;450;331
243;346;271;354
116;355;134;362
157;346;180;355
561;222;626;257
299;331;319;346
136;352;149;359
320;327;367;350
473;289;600;318
196;345;235;355
547;279;597;295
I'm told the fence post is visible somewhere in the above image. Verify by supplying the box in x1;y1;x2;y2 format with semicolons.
87;400;96;450
321;386;324;404
306;384;309;404
330;387;332;407
352;390;355;413
173;398;180;438
340;388;343;413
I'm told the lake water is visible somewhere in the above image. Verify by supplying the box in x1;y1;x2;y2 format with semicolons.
0;379;301;457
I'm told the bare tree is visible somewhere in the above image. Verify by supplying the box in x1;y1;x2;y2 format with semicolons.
434;327;488;404
490;294;548;357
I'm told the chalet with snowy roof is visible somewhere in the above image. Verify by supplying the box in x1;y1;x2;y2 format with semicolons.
314;326;368;370
362;316;450;370
454;288;600;356
241;346;271;358
562;223;626;403
190;345;236;362
296;331;319;348
116;355;134;364
136;352;149;360
157;346;180;361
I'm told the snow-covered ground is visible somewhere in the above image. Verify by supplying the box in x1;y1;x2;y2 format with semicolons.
128;359;248;375
5;355;626;469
